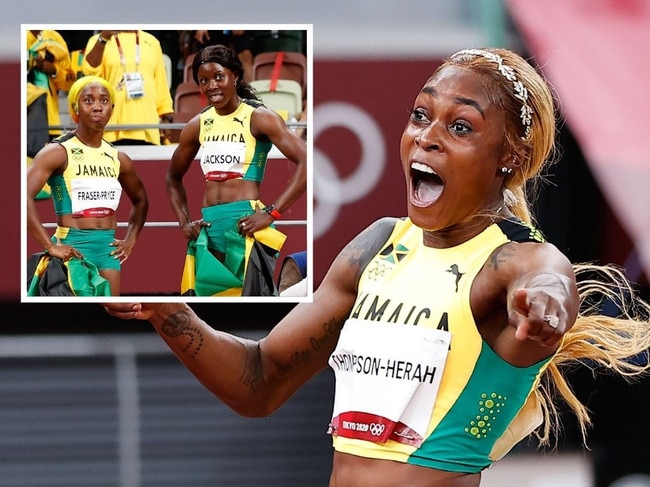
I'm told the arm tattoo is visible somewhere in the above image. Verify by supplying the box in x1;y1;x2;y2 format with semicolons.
278;316;346;375
160;310;204;359
240;343;264;392
345;220;395;278
310;316;344;352
346;245;380;276
280;349;312;376
489;244;515;271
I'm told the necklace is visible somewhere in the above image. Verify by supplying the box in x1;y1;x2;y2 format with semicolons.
74;130;99;148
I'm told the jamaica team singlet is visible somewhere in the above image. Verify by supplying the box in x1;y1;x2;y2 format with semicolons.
329;217;552;473
48;133;122;218
198;100;272;183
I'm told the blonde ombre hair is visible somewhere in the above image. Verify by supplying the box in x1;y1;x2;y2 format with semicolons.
447;48;650;448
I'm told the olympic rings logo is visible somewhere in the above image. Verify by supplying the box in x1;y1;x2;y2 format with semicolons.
365;261;391;281
369;423;385;437
313;102;386;239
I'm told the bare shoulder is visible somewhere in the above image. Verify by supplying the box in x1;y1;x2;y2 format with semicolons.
346;217;399;252
177;114;201;140
330;217;400;283
250;103;286;134
117;149;135;166
484;240;573;277
33;141;67;160
251;102;280;120
341;217;398;254
30;141;68;173
170;116;202;166
474;240;574;313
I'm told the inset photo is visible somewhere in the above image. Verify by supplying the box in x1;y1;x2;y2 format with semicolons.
22;24;313;303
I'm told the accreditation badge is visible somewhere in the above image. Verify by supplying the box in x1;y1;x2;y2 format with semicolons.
123;72;144;99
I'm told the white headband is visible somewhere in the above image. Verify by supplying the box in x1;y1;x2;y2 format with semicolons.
451;49;533;139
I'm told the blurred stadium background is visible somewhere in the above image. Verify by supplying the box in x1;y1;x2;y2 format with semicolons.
2;1;649;486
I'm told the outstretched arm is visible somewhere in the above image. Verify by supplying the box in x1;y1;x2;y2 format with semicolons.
506;242;579;345
103;217;398;417
476;241;580;367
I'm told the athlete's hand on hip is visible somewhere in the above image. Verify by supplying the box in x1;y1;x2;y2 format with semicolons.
47;239;83;262
181;220;210;240
110;238;135;263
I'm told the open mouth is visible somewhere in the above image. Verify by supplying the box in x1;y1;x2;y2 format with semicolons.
411;162;443;205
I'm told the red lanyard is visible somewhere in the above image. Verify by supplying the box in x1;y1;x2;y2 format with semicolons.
114;31;140;69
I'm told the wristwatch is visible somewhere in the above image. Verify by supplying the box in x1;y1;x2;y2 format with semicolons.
97;35;109;44
263;204;282;220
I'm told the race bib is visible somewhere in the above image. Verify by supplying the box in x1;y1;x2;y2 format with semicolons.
70;177;122;214
199;141;246;180
328;318;450;447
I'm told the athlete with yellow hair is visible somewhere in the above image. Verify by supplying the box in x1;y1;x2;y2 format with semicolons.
27;76;149;296
67;75;115;123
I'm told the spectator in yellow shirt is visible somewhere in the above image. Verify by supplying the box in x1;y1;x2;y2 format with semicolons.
27;29;75;138
82;30;174;145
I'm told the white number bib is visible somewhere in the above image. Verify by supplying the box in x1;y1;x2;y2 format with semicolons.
70;177;122;214
199;141;246;180
328;318;450;447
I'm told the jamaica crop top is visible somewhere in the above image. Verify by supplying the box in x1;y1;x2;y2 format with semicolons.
197;100;272;183
328;217;552;473
47;133;122;218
